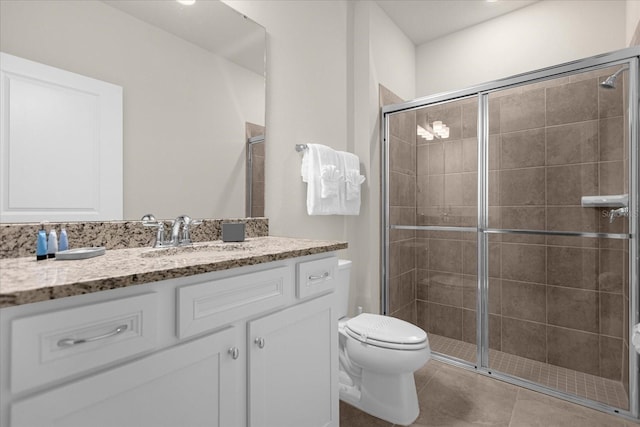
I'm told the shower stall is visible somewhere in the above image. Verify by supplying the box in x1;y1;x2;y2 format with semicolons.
381;47;640;419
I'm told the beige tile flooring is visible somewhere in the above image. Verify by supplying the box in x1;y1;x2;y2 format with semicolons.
428;334;629;410
340;360;640;427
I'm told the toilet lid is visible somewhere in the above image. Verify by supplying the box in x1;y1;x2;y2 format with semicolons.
345;313;428;350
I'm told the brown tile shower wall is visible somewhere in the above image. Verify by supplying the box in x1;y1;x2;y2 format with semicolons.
388;67;629;384
381;85;418;324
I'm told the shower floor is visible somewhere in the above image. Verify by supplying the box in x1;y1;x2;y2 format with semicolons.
428;333;629;411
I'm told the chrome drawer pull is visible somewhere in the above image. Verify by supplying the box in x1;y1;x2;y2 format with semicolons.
308;272;329;281
228;347;240;360
57;324;129;348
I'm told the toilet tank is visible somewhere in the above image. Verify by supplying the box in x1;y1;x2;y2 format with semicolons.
336;259;352;319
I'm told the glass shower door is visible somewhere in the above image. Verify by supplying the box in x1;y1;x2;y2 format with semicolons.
484;64;633;411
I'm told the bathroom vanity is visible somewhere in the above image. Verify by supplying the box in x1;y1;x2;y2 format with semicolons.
0;236;347;427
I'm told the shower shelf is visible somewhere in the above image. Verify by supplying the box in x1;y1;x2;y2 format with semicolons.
581;194;628;208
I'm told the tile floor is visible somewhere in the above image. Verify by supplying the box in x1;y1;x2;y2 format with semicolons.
429;334;629;410
339;360;640;427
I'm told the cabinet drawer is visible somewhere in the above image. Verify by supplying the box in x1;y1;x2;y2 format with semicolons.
296;256;338;300
177;266;291;339
11;292;158;394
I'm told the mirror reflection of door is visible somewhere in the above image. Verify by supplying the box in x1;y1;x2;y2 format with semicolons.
246;123;265;217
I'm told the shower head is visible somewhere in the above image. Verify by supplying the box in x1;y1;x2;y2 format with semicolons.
600;65;629;89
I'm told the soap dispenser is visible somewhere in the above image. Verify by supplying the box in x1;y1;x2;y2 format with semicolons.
36;223;47;261
47;228;58;259
59;228;68;252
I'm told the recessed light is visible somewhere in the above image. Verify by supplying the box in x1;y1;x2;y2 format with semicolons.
177;0;196;5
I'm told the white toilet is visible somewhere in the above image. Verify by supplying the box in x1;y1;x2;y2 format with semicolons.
336;260;430;426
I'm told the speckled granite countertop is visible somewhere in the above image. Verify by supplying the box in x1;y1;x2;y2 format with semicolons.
0;236;347;308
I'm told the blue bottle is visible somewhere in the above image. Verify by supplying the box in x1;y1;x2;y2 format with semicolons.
59;228;68;252
36;225;47;261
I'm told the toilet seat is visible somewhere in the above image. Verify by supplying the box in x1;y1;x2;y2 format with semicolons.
345;313;428;350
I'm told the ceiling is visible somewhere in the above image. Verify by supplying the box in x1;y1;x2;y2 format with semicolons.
375;0;539;45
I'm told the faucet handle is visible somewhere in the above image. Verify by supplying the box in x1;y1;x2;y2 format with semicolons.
181;218;202;244
141;214;166;247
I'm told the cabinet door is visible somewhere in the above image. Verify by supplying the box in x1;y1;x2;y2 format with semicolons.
248;293;338;427
11;327;242;427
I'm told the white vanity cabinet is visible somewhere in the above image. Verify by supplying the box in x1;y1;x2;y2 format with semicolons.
0;253;339;427
10;327;242;427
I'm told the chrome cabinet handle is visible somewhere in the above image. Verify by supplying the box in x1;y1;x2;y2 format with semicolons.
308;271;329;281
255;337;265;349
57;324;128;348
228;347;240;360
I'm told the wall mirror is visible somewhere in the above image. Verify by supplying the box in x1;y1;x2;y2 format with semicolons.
0;0;266;222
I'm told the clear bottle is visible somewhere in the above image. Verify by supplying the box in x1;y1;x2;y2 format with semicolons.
47;229;58;259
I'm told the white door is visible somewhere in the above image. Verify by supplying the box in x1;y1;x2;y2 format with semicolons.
11;327;242;427
248;293;338;427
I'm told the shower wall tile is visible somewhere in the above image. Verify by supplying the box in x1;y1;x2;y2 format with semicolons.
547;326;599;376
546;207;599;235
598;80;624;118
389;269;416;314
417;175;443;208
462;138;477;172
502;280;546;323
600;336;623;381
390;136;415;175
500;206;545;235
461;172;477;207
599;161;624;195
546;121;598;165
389;171;416;207
462;101;477;138
416;144;429;176
427;142;444;175
599;248;624;294
426;302;463;340
499;168;545;206
546;164;598;206
547;286;599;333
444;140;463;173
444;174;463;206
502;317;546;362
599;292;623;338
429;239;463;273
462;308;476;344
546;246;598;290
389;207;415;242
500;88;545;133
599;116;624;161
391;301;417;325
546;79;598;126
416;268;429;301
389;240;415;278
501;243;546;284
427;271;464;307
500;128;545;169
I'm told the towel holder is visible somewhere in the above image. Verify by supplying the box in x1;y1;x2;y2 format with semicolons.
295;144;308;152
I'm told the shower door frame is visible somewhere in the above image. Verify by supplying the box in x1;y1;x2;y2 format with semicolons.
381;46;640;420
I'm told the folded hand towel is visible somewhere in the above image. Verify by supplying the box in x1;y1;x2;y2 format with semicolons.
302;144;342;215
338;150;365;215
321;164;343;198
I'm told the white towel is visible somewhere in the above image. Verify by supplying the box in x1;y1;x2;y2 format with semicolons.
338;150;365;215
301;144;342;215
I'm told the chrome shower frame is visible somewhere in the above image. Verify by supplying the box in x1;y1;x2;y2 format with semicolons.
381;46;640;420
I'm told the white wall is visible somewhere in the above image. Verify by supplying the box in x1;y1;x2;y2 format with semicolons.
628;0;640;45
416;0;629;97
349;1;416;314
0;0;264;220
223;1;349;247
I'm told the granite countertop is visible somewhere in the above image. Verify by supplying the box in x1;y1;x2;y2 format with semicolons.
0;236;347;308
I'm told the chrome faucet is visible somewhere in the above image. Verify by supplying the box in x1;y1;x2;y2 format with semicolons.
142;214;202;248
609;207;629;223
